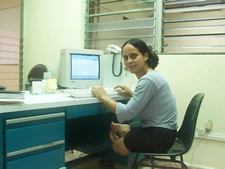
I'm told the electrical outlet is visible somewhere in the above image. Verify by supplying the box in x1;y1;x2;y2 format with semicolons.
198;128;206;136
205;120;212;130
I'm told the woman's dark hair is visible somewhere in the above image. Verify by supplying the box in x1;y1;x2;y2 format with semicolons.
122;38;159;69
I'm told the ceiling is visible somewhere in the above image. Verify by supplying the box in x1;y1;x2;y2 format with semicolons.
0;0;20;10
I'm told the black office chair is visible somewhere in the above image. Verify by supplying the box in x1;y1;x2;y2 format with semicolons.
28;64;50;82
26;64;50;90
131;93;205;169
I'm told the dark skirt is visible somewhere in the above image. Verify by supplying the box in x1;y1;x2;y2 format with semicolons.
124;126;176;153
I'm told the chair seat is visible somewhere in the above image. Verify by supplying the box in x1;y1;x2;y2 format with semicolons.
168;138;185;153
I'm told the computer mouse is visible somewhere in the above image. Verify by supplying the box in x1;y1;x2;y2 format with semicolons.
0;85;6;90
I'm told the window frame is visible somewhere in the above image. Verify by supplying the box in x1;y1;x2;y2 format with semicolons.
162;0;225;54
85;0;160;53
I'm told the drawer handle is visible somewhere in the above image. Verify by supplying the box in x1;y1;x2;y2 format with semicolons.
6;112;65;124
7;140;65;157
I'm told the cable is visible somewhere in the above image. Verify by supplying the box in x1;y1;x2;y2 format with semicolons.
189;131;209;164
192;132;208;149
190;120;213;164
112;53;122;77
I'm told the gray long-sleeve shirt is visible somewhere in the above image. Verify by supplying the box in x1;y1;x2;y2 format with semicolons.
116;70;178;130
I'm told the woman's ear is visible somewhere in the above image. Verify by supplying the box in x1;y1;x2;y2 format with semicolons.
144;52;148;61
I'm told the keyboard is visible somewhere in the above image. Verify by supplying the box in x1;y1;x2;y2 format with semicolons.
64;87;121;98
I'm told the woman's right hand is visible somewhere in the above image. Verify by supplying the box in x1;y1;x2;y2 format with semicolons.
114;84;133;97
92;85;108;100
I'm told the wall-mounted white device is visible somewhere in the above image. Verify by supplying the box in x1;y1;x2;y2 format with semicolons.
106;44;122;77
106;45;121;54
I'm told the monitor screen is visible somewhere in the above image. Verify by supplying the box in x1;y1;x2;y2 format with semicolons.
71;53;100;80
58;48;104;89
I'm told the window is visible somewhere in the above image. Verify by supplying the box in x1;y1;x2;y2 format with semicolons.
0;6;20;91
85;0;158;52
0;0;24;91
162;0;225;54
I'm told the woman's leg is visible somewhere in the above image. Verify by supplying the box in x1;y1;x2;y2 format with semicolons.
109;130;119;142
110;134;130;156
109;122;130;156
110;121;131;138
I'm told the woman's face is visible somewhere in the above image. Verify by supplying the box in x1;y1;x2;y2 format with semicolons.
122;43;149;76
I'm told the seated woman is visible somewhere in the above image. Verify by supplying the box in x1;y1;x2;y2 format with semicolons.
92;38;178;156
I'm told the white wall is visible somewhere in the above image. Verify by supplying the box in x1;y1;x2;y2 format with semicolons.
24;0;85;82
158;55;225;134
157;54;225;169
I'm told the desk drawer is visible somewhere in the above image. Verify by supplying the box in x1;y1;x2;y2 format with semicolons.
66;100;129;119
5;113;65;153
66;103;109;119
6;145;65;169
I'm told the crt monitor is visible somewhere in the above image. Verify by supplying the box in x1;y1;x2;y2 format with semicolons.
58;48;104;89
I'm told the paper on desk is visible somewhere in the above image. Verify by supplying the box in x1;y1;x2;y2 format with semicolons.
0;98;24;104
46;79;58;93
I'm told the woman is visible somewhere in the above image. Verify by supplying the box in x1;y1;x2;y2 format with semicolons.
92;38;178;156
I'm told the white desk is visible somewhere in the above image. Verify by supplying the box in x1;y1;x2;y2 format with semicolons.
0;90;128;114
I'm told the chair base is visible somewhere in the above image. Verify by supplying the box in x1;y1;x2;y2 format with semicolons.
132;154;188;169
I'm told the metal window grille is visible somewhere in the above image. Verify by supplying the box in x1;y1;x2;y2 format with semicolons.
85;0;158;52
162;0;225;54
19;0;24;90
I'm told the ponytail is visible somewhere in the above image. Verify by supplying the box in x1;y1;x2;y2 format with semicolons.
147;45;159;69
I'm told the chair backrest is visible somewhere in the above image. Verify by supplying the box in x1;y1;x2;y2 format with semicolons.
177;93;205;153
28;64;50;82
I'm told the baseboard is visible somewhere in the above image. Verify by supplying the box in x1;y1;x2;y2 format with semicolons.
187;163;215;169
195;133;225;142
